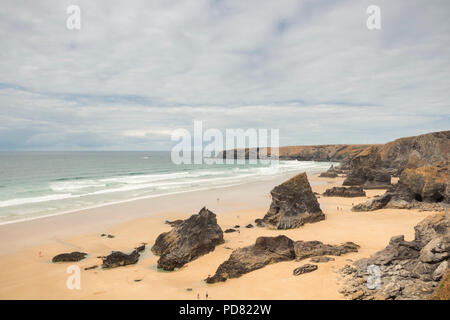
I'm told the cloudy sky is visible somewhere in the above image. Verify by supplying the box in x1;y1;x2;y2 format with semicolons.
0;0;449;150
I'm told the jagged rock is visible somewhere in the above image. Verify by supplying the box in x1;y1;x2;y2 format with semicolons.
165;219;183;227
310;256;335;263
339;212;450;300
205;235;295;283
52;252;87;263
245;224;254;228
343;146;392;189
323;186;366;197
151;207;224;271
262;173;325;229
224;228;237;233
352;164;450;212
294;240;359;260
319;165;338;178
101;250;140;269
293;264;318;275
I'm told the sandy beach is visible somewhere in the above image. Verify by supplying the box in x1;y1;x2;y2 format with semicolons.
0;172;435;300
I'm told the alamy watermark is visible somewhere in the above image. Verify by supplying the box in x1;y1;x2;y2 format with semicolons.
171;121;279;165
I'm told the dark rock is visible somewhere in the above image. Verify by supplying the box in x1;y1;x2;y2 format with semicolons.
52;252;87;263
225;228;237;233
323;186;366;197
101;250;140;269
205;235;295;283
310;256;335;263
135;244;146;253
234;225;240;228
84;265;98;270
339;212;450;300
262;173;325;229
151;207;224;271
245;224;254;228
294;241;359;261
293;264;318;275
134;279;142;282
319;165;338;178
107;234;115;239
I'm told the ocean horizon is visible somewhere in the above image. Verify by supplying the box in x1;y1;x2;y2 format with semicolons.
0;151;335;224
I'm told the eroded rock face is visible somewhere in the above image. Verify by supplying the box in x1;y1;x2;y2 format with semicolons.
339;212;450;300
319;165;338;178
101;250;140;269
151;207;224;271
352;164;449;212
323;186;366;198
294;241;360;261
205;235;295;283
52;252;87;263
343;146;392;189
263;173;325;229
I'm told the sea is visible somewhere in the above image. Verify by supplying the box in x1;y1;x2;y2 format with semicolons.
0;151;335;225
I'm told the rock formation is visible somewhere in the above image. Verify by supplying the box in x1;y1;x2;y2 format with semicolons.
294;240;360;261
206;236;359;283
343;146;392;189
323;186;366;197
151;207;224;271
319;165;338;178
293;264;318;275
52;252;87;263
205;235;295;283
102;250;140;269
353;163;449;212
339;212;449;300
262;173;325;229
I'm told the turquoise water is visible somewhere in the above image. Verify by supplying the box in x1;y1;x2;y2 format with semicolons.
0;151;334;224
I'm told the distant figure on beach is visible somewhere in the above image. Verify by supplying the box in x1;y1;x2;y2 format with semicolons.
217;198;219;203
197;293;200;300
206;291;208;299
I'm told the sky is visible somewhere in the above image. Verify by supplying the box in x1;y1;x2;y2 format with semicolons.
0;0;449;150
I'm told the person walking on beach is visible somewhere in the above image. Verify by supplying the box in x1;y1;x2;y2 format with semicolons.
206;291;208;299
197;293;200;300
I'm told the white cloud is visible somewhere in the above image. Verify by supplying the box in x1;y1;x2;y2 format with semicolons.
0;0;449;150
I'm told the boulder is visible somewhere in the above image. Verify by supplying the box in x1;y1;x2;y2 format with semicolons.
323;186;366;197
262;173;325;229
205;235;295;283
52;252;87;263
293;264;318;275
101;250;140;269
151;207;224;271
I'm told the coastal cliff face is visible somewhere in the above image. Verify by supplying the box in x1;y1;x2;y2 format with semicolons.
378;130;450;171
349;131;449;211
